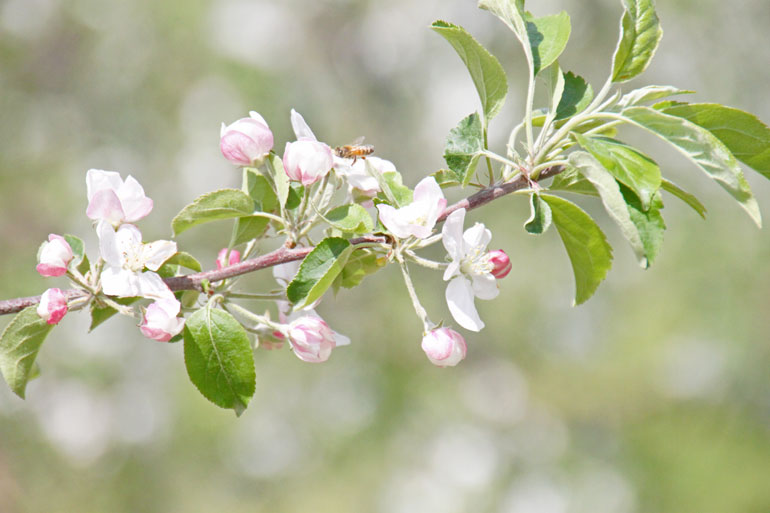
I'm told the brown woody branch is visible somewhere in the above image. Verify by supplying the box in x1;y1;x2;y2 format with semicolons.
0;166;563;316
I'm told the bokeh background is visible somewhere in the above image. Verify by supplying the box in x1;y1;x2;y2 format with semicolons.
1;0;769;511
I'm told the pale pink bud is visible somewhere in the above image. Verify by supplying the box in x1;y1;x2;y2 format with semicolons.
140;300;185;342
421;327;467;367
37;288;68;325
216;248;241;270
220;111;274;166
488;249;511;279
287;316;336;363
282;139;334;186
36;234;73;277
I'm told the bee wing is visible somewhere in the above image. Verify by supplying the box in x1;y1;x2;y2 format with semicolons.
349;136;366;146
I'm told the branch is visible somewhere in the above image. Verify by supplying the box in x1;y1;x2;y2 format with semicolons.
0;166;563;316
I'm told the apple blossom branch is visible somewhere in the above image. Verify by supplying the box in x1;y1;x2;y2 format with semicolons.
0;165;563;316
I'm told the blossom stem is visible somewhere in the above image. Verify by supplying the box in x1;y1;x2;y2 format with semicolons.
226;302;283;332
227;291;285;300
395;250;433;331
405;250;447;271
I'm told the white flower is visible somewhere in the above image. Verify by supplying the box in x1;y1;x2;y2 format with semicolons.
86;169;153;226
98;222;177;302
376;176;446;239
334;156;390;197
442;208;499;332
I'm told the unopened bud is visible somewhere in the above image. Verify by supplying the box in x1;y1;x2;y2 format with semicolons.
220;111;274;166
216;248;241;270
140;300;184;342
421;327;467;367
488;249;511;279
37;288;68;325
36;234;73;277
282;139;333;186
287;316;336;363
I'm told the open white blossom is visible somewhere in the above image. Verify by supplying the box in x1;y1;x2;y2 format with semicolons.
442;208;499;332
98;222;177;302
376;176;446;239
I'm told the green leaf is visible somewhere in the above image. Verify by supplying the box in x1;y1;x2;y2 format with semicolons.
431;20;508;121
573;133;661;211
244;168;279;213
617;85;693;109
268;152;290;210
478;0;534;75
286;183;304;210
0;306;54;398
526;12;571;76
162;252;202;272
621;183;666;266
555;71;593;121
569;151;649;267
286;238;354;309
660;179;707;219
378;170;413;208
662;103;770;179
171;189;254;236
541;194;613;305
332;250;384;293
444;112;484;186
431;169;463;188
324;204;374;235
622;106;761;227
63;234;90;276
548;166;600;197
611;0;663;82
232;216;270;246
89;297;139;332
524;193;552;234
183;306;256;416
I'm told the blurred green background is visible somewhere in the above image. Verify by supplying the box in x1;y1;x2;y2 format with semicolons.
1;0;769;512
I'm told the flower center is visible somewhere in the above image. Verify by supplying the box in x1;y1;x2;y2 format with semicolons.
121;247;145;272
459;247;493;277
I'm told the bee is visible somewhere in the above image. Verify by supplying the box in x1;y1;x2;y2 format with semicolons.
334;136;374;164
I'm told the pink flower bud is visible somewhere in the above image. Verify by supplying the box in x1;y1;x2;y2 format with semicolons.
36;234;74;277
37;288;68;325
421;327;467;367
216;248;241;270
140;300;185;342
488;249;511;279
282;139;334;186
287;316;336;363
220;111;274;166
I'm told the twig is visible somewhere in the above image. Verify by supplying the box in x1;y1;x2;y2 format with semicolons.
0;166;563;316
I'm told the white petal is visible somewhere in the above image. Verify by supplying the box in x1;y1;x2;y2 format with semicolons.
114;224;143;258
141;240;178;271
471;272;499;300
376;204;411;239
443;260;461;282
132;272;175;301
101;267;139;297
248;110;268;126
442;208;466;260
463;222;492;251
290;108;317;141
118;175;153;222
412;176;443;205
86;169;123;202
446;277;485;332
333;330;351;347
97;221;122;267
